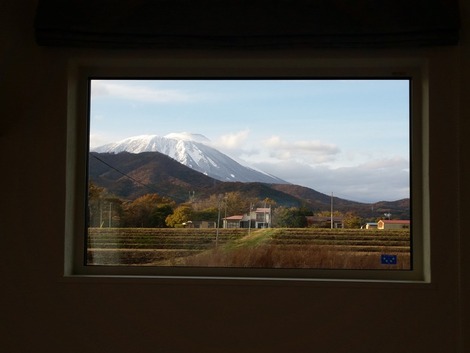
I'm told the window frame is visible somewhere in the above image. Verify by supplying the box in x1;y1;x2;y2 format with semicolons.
65;55;429;282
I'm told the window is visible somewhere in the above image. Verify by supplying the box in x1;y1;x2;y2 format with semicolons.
65;56;428;282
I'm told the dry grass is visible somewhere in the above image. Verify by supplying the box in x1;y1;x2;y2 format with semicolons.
178;244;410;270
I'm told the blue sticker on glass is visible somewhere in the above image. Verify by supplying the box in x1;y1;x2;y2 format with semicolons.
381;254;397;265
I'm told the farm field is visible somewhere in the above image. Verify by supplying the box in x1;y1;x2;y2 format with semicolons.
87;227;411;270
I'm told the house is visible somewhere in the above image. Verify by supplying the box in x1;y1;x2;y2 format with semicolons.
223;215;245;228
377;220;410;230
254;207;271;228
223;207;272;229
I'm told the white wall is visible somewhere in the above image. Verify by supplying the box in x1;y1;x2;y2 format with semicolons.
1;1;468;352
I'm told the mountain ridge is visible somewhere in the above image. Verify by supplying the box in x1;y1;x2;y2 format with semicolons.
89;151;410;219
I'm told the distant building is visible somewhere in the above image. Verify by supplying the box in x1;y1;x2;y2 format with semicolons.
254;207;271;228
377;220;410;230
363;222;378;229
223;215;245;228
306;216;344;228
182;220;216;228
223;207;272;229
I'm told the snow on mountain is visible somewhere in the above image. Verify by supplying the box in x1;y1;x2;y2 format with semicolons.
92;133;288;184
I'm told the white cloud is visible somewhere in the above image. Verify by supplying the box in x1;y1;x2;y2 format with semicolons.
249;157;409;203
262;135;340;163
91;81;201;103
359;157;409;170
212;129;251;151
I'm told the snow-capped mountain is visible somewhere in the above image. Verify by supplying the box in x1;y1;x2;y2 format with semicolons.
92;133;287;184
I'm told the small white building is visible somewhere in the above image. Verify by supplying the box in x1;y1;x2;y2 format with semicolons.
363;222;378;229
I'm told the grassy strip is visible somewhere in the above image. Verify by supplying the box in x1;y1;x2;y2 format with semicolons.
180;245;410;270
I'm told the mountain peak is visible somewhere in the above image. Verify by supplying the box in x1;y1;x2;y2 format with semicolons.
92;133;287;185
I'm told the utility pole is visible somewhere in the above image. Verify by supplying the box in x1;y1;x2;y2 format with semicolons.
263;200;267;228
216;194;223;248
224;194;227;228
99;200;103;228
248;203;253;235
108;202;112;227
330;192;334;229
268;205;271;228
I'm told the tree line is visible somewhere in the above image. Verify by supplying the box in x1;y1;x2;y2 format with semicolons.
88;182;366;229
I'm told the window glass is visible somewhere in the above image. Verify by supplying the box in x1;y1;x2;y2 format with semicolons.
86;79;411;271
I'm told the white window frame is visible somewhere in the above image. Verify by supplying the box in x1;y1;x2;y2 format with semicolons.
65;55;429;283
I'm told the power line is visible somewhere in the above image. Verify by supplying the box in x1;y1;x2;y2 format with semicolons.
89;153;186;202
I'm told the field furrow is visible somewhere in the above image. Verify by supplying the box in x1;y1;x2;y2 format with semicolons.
87;227;411;269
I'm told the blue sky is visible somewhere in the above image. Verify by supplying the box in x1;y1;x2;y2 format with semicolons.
90;79;410;203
